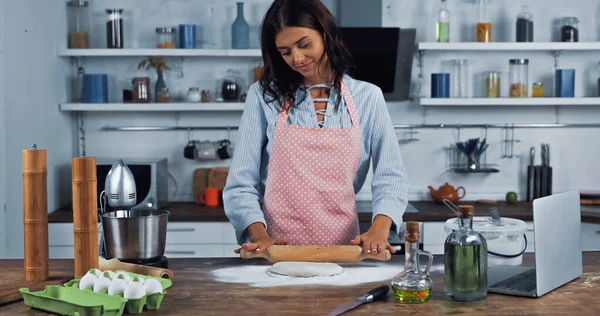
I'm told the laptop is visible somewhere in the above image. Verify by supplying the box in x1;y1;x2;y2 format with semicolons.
487;190;582;297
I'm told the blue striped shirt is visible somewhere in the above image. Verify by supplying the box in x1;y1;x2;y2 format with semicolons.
223;74;409;245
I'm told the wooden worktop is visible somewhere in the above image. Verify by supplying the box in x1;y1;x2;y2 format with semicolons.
49;200;600;224
2;253;600;315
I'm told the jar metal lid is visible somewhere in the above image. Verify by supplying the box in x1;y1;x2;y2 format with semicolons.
105;9;124;13
533;82;543;86
509;59;529;65
67;0;89;7
189;87;200;91
156;27;177;34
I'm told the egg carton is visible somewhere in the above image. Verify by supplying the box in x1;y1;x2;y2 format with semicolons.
20;270;172;316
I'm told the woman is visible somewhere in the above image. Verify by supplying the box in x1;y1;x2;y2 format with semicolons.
223;0;409;256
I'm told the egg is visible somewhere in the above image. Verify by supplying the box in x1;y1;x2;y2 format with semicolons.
102;270;116;280
143;278;163;294
115;271;132;283
108;278;128;296
86;268;103;277
79;273;98;290
123;282;146;299
93;277;112;293
129;276;145;285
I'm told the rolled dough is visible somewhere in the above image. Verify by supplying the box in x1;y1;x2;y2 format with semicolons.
268;262;344;278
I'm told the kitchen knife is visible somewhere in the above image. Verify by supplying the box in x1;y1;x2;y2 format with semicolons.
328;285;390;316
526;147;535;201
240;245;391;263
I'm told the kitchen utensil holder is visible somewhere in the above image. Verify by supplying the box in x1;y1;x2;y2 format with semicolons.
446;143;499;173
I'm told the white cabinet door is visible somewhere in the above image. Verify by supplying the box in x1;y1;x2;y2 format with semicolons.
582;223;600;251
422;222;446;255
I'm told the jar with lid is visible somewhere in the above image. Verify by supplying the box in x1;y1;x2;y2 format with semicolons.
221;69;240;101
443;59;469;98
186;87;202;102
515;5;533;42
484;71;500;98
201;90;211;102
560;17;579;42
532;82;544;97
157;87;171;103
67;1;90;48
509;59;529;98
132;77;151;103
156;27;176;48
476;0;492;42
106;9;124;48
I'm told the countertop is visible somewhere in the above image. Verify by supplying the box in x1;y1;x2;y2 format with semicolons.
49;200;600;224
2;253;600;315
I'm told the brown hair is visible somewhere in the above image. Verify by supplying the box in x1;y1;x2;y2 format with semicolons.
259;0;353;110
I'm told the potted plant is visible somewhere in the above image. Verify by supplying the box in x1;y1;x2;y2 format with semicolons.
138;56;170;102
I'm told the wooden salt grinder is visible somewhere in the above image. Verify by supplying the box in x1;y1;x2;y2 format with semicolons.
22;144;49;281
72;154;99;278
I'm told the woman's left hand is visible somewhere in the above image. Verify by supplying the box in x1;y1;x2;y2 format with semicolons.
349;215;397;255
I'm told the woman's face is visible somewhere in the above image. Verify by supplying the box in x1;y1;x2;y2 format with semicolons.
275;26;330;84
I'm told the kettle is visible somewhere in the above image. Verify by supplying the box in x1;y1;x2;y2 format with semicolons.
428;182;466;203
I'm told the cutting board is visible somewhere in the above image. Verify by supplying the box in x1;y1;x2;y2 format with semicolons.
0;268;72;306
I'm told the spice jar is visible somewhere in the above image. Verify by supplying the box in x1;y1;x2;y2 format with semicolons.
560;17;579;42
532;82;544;97
509;59;528;98
106;9;124;48
186;87;202;102
132;77;151;103
201;90;211;102
485;71;500;98
157;87;171;103
67;1;90;49
515;5;533;42
156;27;176;48
476;0;492;42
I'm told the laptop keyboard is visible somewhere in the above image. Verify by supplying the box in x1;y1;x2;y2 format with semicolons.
490;269;537;293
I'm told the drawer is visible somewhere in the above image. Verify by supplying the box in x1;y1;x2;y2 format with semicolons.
164;244;224;258
422;222;447;246
166;222;224;244
222;244;240;257
222;223;238;244
582;223;600;251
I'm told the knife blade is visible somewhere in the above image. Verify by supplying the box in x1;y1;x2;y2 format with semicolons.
328;285;389;316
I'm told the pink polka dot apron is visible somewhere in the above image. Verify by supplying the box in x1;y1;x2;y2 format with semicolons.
263;80;362;246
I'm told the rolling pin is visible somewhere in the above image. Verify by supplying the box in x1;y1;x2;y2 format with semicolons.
240;245;391;263
22;144;49;281
99;257;174;280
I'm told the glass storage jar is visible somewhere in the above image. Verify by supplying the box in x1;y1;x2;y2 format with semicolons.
476;0;492;42
444;60;469;98
221;69;240;101
509;59;529;98
106;9;124;48
156;87;171;103
516;5;533;42
67;0;90;48
186;87;202;102
532;82;544;97
484;71;500;98
132;77;151;103
560;17;579;42
156;27;176;48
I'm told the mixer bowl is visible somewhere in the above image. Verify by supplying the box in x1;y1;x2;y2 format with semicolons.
100;209;169;261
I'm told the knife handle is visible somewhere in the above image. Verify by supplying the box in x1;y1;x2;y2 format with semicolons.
361;285;390;303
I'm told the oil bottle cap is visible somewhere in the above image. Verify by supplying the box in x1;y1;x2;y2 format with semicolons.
405;221;420;242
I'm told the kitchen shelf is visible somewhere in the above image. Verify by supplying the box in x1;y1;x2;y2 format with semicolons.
418;42;600;52
59;102;246;112
420;97;600;107
58;48;262;57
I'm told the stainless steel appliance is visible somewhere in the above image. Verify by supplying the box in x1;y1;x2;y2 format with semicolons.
99;159;170;268
96;157;169;211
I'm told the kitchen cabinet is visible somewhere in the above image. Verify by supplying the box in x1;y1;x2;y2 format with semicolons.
48;222;240;259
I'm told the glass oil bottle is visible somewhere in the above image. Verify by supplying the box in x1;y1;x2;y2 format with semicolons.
444;205;488;302
391;221;433;303
436;0;450;42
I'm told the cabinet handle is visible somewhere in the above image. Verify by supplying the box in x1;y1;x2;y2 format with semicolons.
165;250;196;255
527;228;534;232
167;228;195;232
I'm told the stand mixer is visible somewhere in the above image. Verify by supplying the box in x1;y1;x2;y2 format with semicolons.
99;159;170;268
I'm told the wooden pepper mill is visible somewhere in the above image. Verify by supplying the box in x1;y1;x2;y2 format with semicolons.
22;144;49;281
72;153;99;278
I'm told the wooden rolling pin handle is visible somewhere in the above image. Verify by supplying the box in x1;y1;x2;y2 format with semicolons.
239;249;270;261
359;250;392;261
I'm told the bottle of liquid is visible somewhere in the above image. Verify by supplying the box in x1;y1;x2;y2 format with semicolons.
444;205;488;302
476;0;492;42
391;221;433;303
437;0;450;42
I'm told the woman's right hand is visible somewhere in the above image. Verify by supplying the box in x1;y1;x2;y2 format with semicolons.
233;222;288;254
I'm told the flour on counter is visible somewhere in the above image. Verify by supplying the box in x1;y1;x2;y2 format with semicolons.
211;262;444;287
